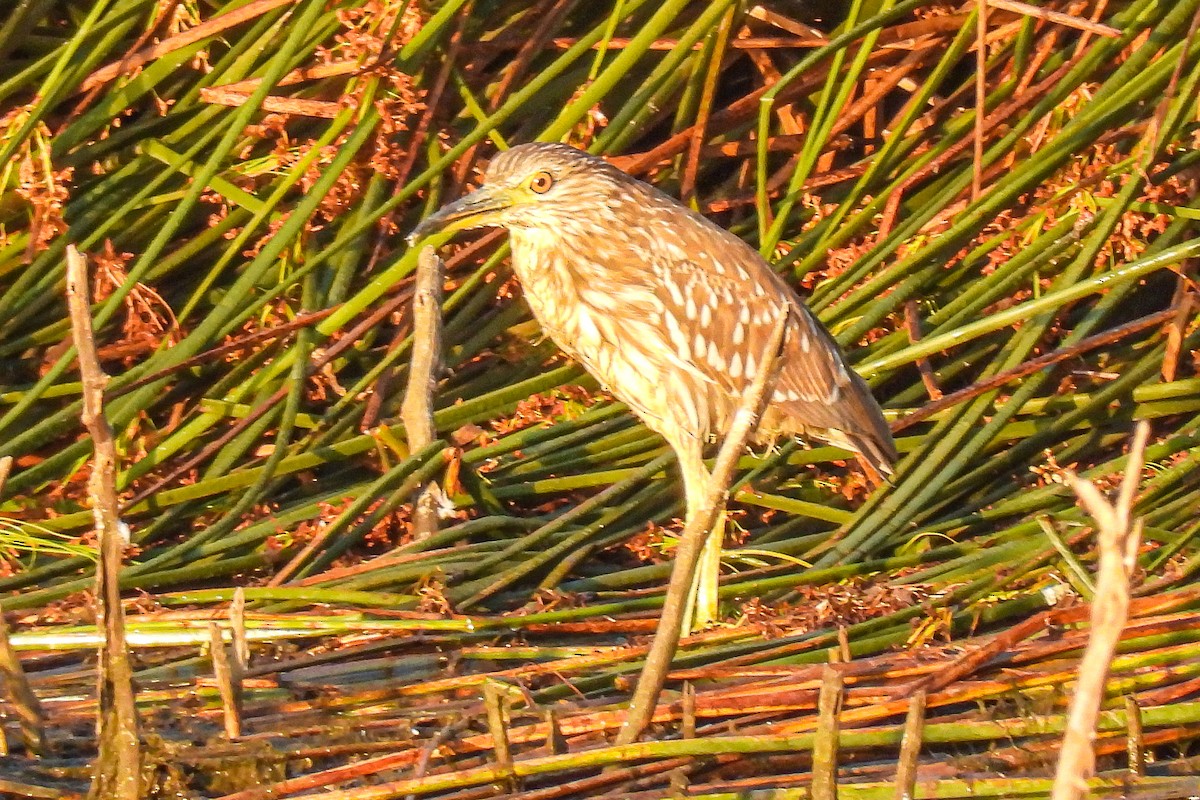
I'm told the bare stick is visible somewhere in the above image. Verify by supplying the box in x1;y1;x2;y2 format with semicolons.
1051;422;1150;800
1124;695;1144;777
811;663;844;800
227;589;248;736
616;309;790;745
230;587;249;670
401;246;445;541
543;709;567;756
987;0;1122;37
680;682;696;740
209;623;242;739
482;681;514;790
67;245;140;800
0;615;45;755
895;689;927;800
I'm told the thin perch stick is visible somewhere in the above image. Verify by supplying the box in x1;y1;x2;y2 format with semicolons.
401;246;445;540
66;245;140;800
616;309;791;745
1051;421;1150;800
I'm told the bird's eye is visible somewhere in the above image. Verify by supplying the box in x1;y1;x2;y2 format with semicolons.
528;171;555;194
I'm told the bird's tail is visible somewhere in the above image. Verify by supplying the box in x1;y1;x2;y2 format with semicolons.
820;427;898;487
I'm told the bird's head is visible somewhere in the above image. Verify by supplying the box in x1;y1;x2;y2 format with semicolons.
407;143;638;245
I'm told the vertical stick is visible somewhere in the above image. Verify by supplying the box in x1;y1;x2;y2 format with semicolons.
894;689;927;800
1051;422;1150;800
1124;695;1144;777
230;587;249;671
209;623;241;739
836;626;852;663
680;681;696;740
229;589;248;735
482;680;514;788
543;708;567;756
401;246;445;541
811;663;844;800
67;246;140;800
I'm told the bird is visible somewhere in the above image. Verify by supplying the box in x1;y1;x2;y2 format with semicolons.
409;142;896;629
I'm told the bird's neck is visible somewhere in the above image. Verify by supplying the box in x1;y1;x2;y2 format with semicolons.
508;227;586;338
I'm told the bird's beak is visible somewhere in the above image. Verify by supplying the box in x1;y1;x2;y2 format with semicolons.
406;186;516;245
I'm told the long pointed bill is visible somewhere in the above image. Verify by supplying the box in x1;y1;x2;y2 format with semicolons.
406;187;515;245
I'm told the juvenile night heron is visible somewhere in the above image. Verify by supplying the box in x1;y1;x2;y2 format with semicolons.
410;143;896;626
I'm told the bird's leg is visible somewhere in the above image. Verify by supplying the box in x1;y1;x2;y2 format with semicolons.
615;438;714;747
692;509;725;631
675;443;714;635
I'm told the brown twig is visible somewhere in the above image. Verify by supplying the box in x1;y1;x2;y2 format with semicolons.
1147;6;1200;158
892;308;1177;432
902;300;942;401
66;245;141;800
400;247;446;541
615;47;916;178
894;611;1051;700
1162;266;1195;381
80;0;295;92
209;60;378;95
987;0;1122;37
747;4;827;40
615;309;791;746
681;4;736;205
1051;421;1150;800
198;90;344;118
65;0;178;120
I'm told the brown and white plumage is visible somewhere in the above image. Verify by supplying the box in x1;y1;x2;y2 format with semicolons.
410;142;896;626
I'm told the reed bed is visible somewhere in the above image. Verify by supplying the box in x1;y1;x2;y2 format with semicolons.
0;0;1198;796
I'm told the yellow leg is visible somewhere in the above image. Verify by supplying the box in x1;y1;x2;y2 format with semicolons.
676;439;720;633
693;509;725;629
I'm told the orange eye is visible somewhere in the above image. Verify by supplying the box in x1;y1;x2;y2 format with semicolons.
529;171;554;193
